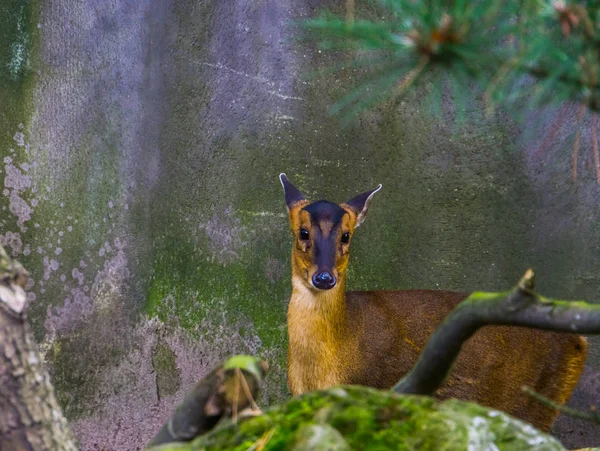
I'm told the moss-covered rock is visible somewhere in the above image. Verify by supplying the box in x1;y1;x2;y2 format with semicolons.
152;386;564;450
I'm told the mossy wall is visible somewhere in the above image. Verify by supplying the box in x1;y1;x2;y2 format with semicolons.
2;0;600;449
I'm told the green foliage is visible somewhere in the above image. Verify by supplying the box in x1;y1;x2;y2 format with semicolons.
303;1;600;123
223;355;268;382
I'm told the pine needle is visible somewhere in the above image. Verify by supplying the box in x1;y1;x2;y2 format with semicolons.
572;103;587;181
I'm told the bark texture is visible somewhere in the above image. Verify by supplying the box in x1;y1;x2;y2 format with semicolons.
0;245;77;451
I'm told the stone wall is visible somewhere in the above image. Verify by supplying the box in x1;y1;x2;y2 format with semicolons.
1;0;600;449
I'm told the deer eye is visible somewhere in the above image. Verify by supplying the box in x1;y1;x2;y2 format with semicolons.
300;228;309;240
341;232;350;243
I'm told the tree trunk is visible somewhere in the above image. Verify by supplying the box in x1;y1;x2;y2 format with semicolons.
0;246;77;451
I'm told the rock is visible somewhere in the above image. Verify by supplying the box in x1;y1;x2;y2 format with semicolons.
162;386;565;450
292;424;350;451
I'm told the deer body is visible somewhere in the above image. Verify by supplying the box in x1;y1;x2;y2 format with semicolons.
280;174;587;431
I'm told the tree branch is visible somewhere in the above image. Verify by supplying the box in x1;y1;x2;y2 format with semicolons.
522;65;600;114
147;355;268;448
393;269;600;395
305;3;600;119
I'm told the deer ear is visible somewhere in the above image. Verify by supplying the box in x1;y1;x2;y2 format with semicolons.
279;173;305;209
346;184;382;227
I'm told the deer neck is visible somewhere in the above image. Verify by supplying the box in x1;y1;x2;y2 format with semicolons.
287;272;351;393
288;272;348;349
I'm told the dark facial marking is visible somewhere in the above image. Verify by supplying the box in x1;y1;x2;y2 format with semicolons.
302;201;348;275
303;201;347;227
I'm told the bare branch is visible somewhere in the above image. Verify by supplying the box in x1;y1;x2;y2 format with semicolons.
393;269;600;395
571;104;587;180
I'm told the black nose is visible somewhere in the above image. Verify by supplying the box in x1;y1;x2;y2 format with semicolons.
312;271;336;290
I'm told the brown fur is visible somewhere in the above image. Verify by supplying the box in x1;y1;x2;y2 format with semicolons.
285;195;587;432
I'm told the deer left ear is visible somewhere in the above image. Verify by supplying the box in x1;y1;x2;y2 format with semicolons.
345;184;382;227
279;173;305;210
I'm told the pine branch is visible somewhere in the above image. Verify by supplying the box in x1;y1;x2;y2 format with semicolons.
522;386;600;424
303;1;600;119
522;64;600;111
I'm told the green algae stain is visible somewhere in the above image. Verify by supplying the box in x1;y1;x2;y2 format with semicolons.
152;341;181;398
143;210;289;350
141;205;291;406
50;328;126;419
6;9;28;80
0;0;37;147
0;0;38;206
0;0;35;84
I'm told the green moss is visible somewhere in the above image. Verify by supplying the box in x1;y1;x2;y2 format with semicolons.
143;215;288;349
0;0;38;228
152;341;181;398
50;324;127;419
158;386;563;450
0;1;35;83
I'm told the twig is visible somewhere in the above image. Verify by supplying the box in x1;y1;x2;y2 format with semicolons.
522;386;600;424
238;367;260;411
247;428;276;451
593;113;600;184
345;0;354;25
233;366;240;422
397;55;429;98
572;104;587;180
147;356;268;447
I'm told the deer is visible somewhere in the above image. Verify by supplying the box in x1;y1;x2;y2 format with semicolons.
279;173;587;432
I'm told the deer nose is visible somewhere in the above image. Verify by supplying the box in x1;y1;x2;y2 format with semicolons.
312;271;336;290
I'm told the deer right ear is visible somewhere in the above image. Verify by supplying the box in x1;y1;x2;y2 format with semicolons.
345;184;382;228
279;173;305;209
